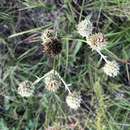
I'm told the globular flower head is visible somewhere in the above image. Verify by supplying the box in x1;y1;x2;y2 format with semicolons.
18;80;33;97
103;61;120;77
77;17;93;37
66;92;81;110
44;70;61;92
41;29;62;57
86;33;107;50
43;38;62;57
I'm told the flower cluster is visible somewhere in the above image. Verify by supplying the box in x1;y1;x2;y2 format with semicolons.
77;16;120;77
17;70;82;110
17;27;82;110
17;15;122;113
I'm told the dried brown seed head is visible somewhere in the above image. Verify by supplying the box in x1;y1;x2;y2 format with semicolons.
43;38;62;56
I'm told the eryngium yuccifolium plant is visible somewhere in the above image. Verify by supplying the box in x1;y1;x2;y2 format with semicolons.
17;81;34;97
43;38;62;56
103;61;120;77
77;17;93;37
86;33;107;51
66;92;81;110
44;70;61;92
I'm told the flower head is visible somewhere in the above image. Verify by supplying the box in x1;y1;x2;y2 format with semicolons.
18;80;33;97
41;29;62;56
44;70;61;92
86;33;107;50
66;92;81;110
103;61;120;77
45;80;61;92
43;38;62;56
77;17;93;37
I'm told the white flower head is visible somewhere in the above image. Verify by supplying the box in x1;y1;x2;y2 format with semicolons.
41;29;55;44
18;80;34;97
86;33;107;50
103;61;120;77
66;92;81;110
44;70;61;92
77;16;93;37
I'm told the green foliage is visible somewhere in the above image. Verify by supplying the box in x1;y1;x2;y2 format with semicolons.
0;119;9;130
